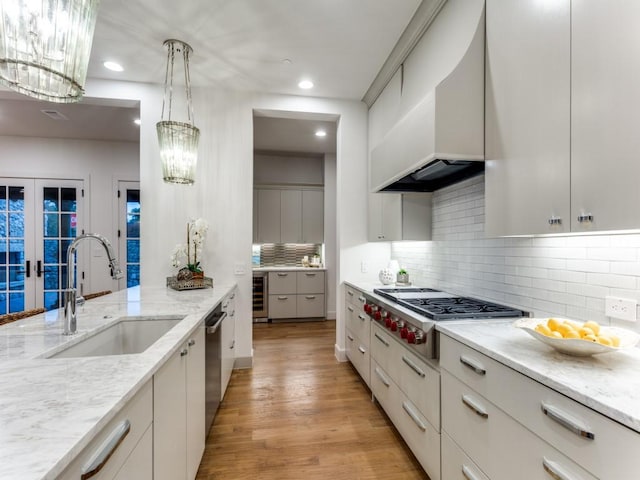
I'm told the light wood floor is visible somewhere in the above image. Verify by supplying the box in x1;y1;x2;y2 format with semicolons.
196;320;429;480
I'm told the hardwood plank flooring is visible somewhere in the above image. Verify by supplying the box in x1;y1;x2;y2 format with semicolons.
196;320;429;480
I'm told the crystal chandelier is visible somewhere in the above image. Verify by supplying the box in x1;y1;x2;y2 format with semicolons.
157;39;200;185
0;0;100;103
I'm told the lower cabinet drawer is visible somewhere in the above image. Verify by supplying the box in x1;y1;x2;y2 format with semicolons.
442;371;596;480
372;360;440;480
346;302;369;340
346;328;370;386
58;381;153;480
268;294;297;318
441;431;489;480
296;293;325;318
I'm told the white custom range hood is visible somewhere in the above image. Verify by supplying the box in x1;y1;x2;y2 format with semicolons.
370;0;485;193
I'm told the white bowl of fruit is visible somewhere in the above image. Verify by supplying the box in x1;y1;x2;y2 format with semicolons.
514;317;640;356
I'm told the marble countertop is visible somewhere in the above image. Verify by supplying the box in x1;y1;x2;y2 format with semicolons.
253;266;326;271
0;283;236;480
436;320;640;434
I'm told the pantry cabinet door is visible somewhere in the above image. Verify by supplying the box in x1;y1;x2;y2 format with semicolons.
484;0;570;236
256;189;281;243
571;0;640;232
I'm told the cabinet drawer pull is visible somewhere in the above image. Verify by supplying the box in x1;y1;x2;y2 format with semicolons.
305;295;316;300
577;214;593;224
462;465;481;480
277;273;289;277
180;348;189;357
277;296;288;300
543;457;574;480
402;355;425;378
462;394;488;419
358;314;367;321
358;346;366;354
374;366;390;387
305;272;316;277
81;420;131;480
347;334;354;342
460;355;486;376
357;296;366;303
374;332;389;347
347;290;354;297
541;403;594;440
548;216;562;225
230;340;235;350
347;306;354;313
402;401;426;432
229;293;235;300
188;339;196;347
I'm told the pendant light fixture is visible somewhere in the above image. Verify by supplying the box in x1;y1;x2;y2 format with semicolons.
157;39;200;185
0;0;100;103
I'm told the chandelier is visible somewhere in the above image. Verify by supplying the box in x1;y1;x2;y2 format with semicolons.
0;0;100;103
157;39;200;185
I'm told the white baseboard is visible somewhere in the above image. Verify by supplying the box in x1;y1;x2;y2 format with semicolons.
326;310;336;319
334;344;347;362
233;355;253;369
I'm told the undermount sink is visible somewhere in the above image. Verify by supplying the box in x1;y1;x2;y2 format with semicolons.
49;317;183;358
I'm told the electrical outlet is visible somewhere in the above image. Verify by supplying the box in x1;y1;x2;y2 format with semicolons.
605;296;637;322
361;261;368;273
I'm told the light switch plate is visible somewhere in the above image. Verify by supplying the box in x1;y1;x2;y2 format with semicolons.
234;263;245;275
605;296;637;322
361;261;368;273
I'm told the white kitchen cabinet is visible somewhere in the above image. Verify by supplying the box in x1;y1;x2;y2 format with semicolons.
571;0;640;232
345;284;370;386
256;189;281;243
268;270;325;319
154;325;205;480
485;0;571;236
368;193;431;242
221;289;236;396
58;381;153;480
255;188;324;244
441;431;489;480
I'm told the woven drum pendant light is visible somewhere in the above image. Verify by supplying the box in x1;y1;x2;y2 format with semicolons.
157;39;200;185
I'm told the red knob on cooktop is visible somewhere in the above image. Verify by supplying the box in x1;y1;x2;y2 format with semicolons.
374;310;382;320
385;317;392;328
363;304;370;314
407;331;416;344
390;321;398;332
400;327;409;339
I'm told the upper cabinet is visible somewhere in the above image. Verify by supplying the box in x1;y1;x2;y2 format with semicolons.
368;193;432;242
254;187;324;244
571;0;640;232
485;0;571;236
486;0;640;235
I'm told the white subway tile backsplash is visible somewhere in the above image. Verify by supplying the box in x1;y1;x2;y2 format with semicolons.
390;175;640;333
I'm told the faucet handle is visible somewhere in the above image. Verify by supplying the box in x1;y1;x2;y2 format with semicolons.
76;296;86;306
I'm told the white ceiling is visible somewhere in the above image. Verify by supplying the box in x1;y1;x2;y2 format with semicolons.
0;0;422;147
253;115;337;155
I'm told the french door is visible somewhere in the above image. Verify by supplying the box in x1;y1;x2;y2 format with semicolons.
0;178;83;314
117;181;141;289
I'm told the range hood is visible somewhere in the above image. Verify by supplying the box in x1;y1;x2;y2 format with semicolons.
370;0;485;193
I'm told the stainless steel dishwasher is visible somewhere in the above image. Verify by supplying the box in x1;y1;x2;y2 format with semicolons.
205;304;225;433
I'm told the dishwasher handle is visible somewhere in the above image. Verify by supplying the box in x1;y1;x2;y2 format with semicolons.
206;312;228;334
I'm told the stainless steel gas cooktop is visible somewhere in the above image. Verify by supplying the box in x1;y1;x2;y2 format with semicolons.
373;287;526;321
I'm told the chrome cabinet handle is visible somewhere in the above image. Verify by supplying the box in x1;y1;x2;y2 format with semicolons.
358;314;366;321
402;355;425;378
277;296;288;300
374;367;390;387
347;306;354;313
357;296;366;303
347;334;354;342
188;339;196;347
460;355;486;376
358;346;366;354
277;273;288;277
548;216;562;225
374;332;389;347
462;394;488;419
229;293;236;300
206;312;227;334
543;457;575;480
347;290;354;297
462;465;481;480
81;420;131;480
305;273;316;277
402;401;426;431
305;295;316;300
180;348;189;357
541;403;594;440
230;340;235;350
577;214;593;224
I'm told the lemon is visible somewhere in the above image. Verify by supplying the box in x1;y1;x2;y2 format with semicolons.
611;335;621;347
549;331;563;339
578;327;595;338
547;318;561;332
557;323;577;336
564;319;582;329
596;335;613;346
583;334;598;342
535;324;553;336
584;321;601;336
563;330;580;339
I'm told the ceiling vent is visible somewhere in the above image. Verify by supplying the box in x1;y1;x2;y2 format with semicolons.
41;109;69;121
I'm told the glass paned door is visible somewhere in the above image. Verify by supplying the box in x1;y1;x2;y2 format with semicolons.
0;180;35;314
35;180;83;310
118;181;140;289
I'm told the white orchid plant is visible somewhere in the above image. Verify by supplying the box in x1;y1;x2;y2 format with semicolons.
170;218;209;273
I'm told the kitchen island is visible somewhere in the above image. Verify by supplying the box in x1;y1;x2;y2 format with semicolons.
0;283;236;480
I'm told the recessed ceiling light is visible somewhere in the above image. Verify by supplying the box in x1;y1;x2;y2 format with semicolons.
282;58;292;65
103;61;124;72
134;118;141;126
298;79;314;90
315;130;327;137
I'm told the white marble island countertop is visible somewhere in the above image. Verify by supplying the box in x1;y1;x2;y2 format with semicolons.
0;283;236;480
253;266;326;271
437;320;640;434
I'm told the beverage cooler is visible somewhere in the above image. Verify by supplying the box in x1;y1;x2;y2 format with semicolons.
252;271;268;322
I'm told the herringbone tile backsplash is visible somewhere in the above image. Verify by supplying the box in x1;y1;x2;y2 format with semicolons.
259;243;322;267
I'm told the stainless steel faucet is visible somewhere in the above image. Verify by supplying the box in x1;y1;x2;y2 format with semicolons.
63;233;124;335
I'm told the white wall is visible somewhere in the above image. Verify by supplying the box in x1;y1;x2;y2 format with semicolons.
254;153;324;186
86;78;374;365
391;175;640;335
0;135;139;294
324;153;337;319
